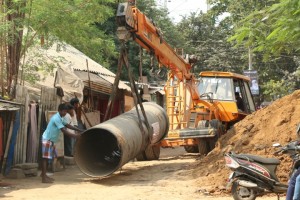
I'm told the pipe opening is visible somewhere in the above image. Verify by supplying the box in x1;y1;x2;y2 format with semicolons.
75;128;122;177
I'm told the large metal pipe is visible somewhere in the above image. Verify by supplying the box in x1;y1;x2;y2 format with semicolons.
74;102;169;177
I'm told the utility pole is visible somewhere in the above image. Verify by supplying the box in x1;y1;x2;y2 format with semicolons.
206;0;211;11
163;0;168;9
248;47;253;70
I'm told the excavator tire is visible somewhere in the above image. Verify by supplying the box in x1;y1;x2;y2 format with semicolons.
135;152;146;161
184;145;199;153
197;138;209;155
135;145;160;161
208;119;223;151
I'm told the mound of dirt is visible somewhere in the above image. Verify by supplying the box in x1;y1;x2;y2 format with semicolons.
192;90;300;194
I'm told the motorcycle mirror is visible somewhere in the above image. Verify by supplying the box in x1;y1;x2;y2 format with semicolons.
272;143;281;147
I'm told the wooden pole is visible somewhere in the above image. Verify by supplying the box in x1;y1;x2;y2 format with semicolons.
86;59;93;110
81;108;92;128
2;115;14;173
103;47;124;121
0;40;4;97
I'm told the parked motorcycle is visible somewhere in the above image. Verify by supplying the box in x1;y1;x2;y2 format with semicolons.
224;124;300;200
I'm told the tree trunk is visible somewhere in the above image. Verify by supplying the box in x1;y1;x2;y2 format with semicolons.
5;0;26;99
0;0;4;96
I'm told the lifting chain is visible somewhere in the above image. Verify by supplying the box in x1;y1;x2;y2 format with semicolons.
104;43;153;144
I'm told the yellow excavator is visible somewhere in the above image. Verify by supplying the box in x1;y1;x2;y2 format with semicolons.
116;2;256;160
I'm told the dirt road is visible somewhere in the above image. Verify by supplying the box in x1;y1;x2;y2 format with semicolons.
0;148;281;200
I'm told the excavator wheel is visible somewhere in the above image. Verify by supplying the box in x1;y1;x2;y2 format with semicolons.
208;137;218;151
184;145;199;153
135;152;146;161
208;119;224;151
135;145;160;161
197;138;209;155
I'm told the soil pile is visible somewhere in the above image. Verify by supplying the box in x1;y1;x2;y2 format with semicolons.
191;90;300;194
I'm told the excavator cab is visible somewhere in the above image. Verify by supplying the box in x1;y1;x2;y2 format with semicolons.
199;77;233;101
198;71;256;117
162;71;257;155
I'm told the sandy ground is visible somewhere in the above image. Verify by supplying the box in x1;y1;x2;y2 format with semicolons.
0;147;280;200
2;91;299;200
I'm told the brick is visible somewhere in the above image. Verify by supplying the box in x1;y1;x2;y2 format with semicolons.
64;156;75;165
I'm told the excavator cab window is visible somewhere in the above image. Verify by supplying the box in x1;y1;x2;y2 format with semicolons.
233;79;256;113
198;77;234;101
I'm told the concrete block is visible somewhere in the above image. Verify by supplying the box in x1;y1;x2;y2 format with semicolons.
15;163;38;170
6;168;25;179
64;156;75;165
23;168;38;177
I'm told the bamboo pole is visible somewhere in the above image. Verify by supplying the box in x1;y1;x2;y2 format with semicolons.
23;89;29;163
86;59;94;110
0;40;4;97
14;86;21;163
81;108;92;128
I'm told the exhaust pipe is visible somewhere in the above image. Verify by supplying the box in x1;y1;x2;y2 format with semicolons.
237;180;258;188
74;102;169;178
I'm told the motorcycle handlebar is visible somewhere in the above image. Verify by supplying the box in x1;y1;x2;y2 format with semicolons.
274;149;282;156
274;143;300;156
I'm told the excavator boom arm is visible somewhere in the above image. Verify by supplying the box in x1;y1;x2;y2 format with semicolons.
116;3;193;81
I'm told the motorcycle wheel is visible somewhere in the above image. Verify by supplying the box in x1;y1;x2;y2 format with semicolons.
232;181;257;200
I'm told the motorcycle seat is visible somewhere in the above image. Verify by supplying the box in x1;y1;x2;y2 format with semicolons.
236;154;280;165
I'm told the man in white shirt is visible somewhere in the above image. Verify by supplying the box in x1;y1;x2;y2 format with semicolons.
64;98;80;157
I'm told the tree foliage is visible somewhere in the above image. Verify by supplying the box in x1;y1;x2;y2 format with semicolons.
2;0;299;101
227;0;300;99
0;0;118;98
0;0;27;97
29;0;117;67
229;0;300;55
176;12;247;75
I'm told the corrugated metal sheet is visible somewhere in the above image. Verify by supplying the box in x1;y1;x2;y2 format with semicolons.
74;71;112;94
32;43;130;91
22;44;131;93
74;70;131;94
101;76;130;91
44;44;114;76
0;100;21;111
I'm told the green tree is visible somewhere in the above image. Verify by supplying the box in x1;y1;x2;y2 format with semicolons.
228;0;300;99
176;12;247;75
29;0;117;67
1;0;118;98
0;0;27;98
229;0;300;55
